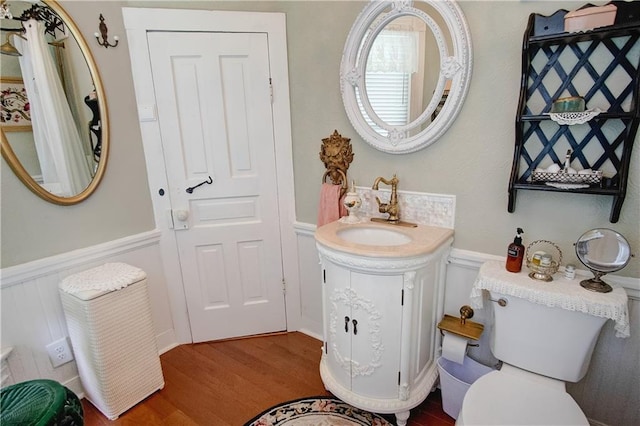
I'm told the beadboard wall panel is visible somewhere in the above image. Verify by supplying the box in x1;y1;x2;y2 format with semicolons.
295;223;323;341
2;225;637;426
0;231;177;396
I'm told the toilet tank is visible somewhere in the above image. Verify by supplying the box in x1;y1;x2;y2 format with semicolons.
489;290;607;382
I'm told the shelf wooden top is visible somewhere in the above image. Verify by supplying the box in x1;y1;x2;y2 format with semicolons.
437;314;484;341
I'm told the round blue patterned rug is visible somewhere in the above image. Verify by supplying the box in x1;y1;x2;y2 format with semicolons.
244;396;394;426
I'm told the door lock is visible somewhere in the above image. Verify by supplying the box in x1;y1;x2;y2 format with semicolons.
171;209;189;230
186;175;213;193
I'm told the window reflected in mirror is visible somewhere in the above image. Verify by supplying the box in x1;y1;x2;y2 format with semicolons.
356;9;454;138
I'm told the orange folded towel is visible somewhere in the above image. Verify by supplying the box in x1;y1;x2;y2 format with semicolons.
318;183;346;227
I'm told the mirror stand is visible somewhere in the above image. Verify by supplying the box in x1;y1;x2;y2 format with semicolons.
580;270;613;293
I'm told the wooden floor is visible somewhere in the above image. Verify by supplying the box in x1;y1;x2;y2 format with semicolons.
81;332;455;426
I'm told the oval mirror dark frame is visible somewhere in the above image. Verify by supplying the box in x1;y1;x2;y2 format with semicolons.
575;228;631;293
0;0;109;205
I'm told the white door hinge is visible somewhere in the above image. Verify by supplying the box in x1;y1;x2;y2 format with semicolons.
282;278;286;295
269;78;274;103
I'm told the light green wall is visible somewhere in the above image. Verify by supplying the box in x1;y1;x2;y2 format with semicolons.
2;0;638;277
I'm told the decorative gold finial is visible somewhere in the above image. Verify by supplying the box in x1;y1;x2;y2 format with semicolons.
319;130;353;187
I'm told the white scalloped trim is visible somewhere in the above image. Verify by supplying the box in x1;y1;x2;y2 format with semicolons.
60;263;146;294
470;261;630;338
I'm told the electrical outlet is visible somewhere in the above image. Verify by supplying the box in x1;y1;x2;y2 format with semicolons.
46;337;74;368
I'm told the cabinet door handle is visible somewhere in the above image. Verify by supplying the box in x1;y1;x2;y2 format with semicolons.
344;316;350;333
352;319;358;335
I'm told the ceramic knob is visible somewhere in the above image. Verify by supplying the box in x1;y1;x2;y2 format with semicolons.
175;210;189;221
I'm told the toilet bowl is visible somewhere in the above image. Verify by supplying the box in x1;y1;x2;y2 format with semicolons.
456;364;588;425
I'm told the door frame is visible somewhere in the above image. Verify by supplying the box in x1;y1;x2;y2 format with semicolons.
123;7;300;343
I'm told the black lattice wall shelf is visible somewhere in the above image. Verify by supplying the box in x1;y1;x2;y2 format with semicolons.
509;4;640;223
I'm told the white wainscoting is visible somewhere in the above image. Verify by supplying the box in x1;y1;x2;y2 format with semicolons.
2;224;637;425
0;230;177;396
294;223;639;426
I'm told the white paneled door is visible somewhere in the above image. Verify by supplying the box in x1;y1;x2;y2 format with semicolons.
147;31;286;342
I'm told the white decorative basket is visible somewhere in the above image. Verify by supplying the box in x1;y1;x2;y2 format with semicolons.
531;170;602;185
60;264;164;420
525;240;563;282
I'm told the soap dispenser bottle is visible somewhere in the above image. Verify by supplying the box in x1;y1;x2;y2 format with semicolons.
506;227;525;273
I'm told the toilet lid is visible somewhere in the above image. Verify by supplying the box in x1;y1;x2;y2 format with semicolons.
459;370;588;425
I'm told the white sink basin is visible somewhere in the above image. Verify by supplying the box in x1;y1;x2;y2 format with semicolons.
337;226;412;246
316;221;454;258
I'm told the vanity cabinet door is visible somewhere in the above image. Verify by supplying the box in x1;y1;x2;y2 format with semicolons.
324;262;352;391
324;261;404;400
350;272;403;399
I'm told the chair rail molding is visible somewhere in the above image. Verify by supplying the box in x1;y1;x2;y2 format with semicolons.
1;230;161;288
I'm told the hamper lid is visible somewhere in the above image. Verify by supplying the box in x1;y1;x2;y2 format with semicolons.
59;262;146;299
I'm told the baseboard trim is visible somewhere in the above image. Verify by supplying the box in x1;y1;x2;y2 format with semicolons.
298;328;322;342
156;329;179;355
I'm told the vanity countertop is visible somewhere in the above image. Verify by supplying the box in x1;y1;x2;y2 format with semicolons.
315;219;453;258
470;260;630;338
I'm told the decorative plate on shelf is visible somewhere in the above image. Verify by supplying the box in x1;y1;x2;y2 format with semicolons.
545;182;590;189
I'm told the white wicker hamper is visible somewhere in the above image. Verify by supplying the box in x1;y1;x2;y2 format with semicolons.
59;263;164;420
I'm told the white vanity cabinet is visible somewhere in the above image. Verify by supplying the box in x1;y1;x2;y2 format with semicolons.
315;221;453;426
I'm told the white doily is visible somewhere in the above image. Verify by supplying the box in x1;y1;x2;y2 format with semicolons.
470;261;630;338
60;262;147;294
546;108;602;125
544;182;590;189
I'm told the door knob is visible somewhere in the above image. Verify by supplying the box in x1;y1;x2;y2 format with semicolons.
175;210;189;221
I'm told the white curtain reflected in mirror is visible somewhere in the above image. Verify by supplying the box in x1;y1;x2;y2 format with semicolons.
358;16;425;135
1;0;108;205
15;19;92;196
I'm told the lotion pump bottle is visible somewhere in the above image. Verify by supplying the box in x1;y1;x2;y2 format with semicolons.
506;227;525;273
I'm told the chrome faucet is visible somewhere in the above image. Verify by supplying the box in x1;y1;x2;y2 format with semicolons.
372;174;400;223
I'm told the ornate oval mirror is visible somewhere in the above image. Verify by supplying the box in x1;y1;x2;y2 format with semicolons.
1;0;108;205
341;0;472;154
575;228;631;293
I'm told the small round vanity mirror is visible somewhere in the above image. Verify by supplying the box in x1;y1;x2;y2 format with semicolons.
575;229;631;293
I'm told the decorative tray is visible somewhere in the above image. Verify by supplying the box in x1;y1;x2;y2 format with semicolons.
531;170;602;185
